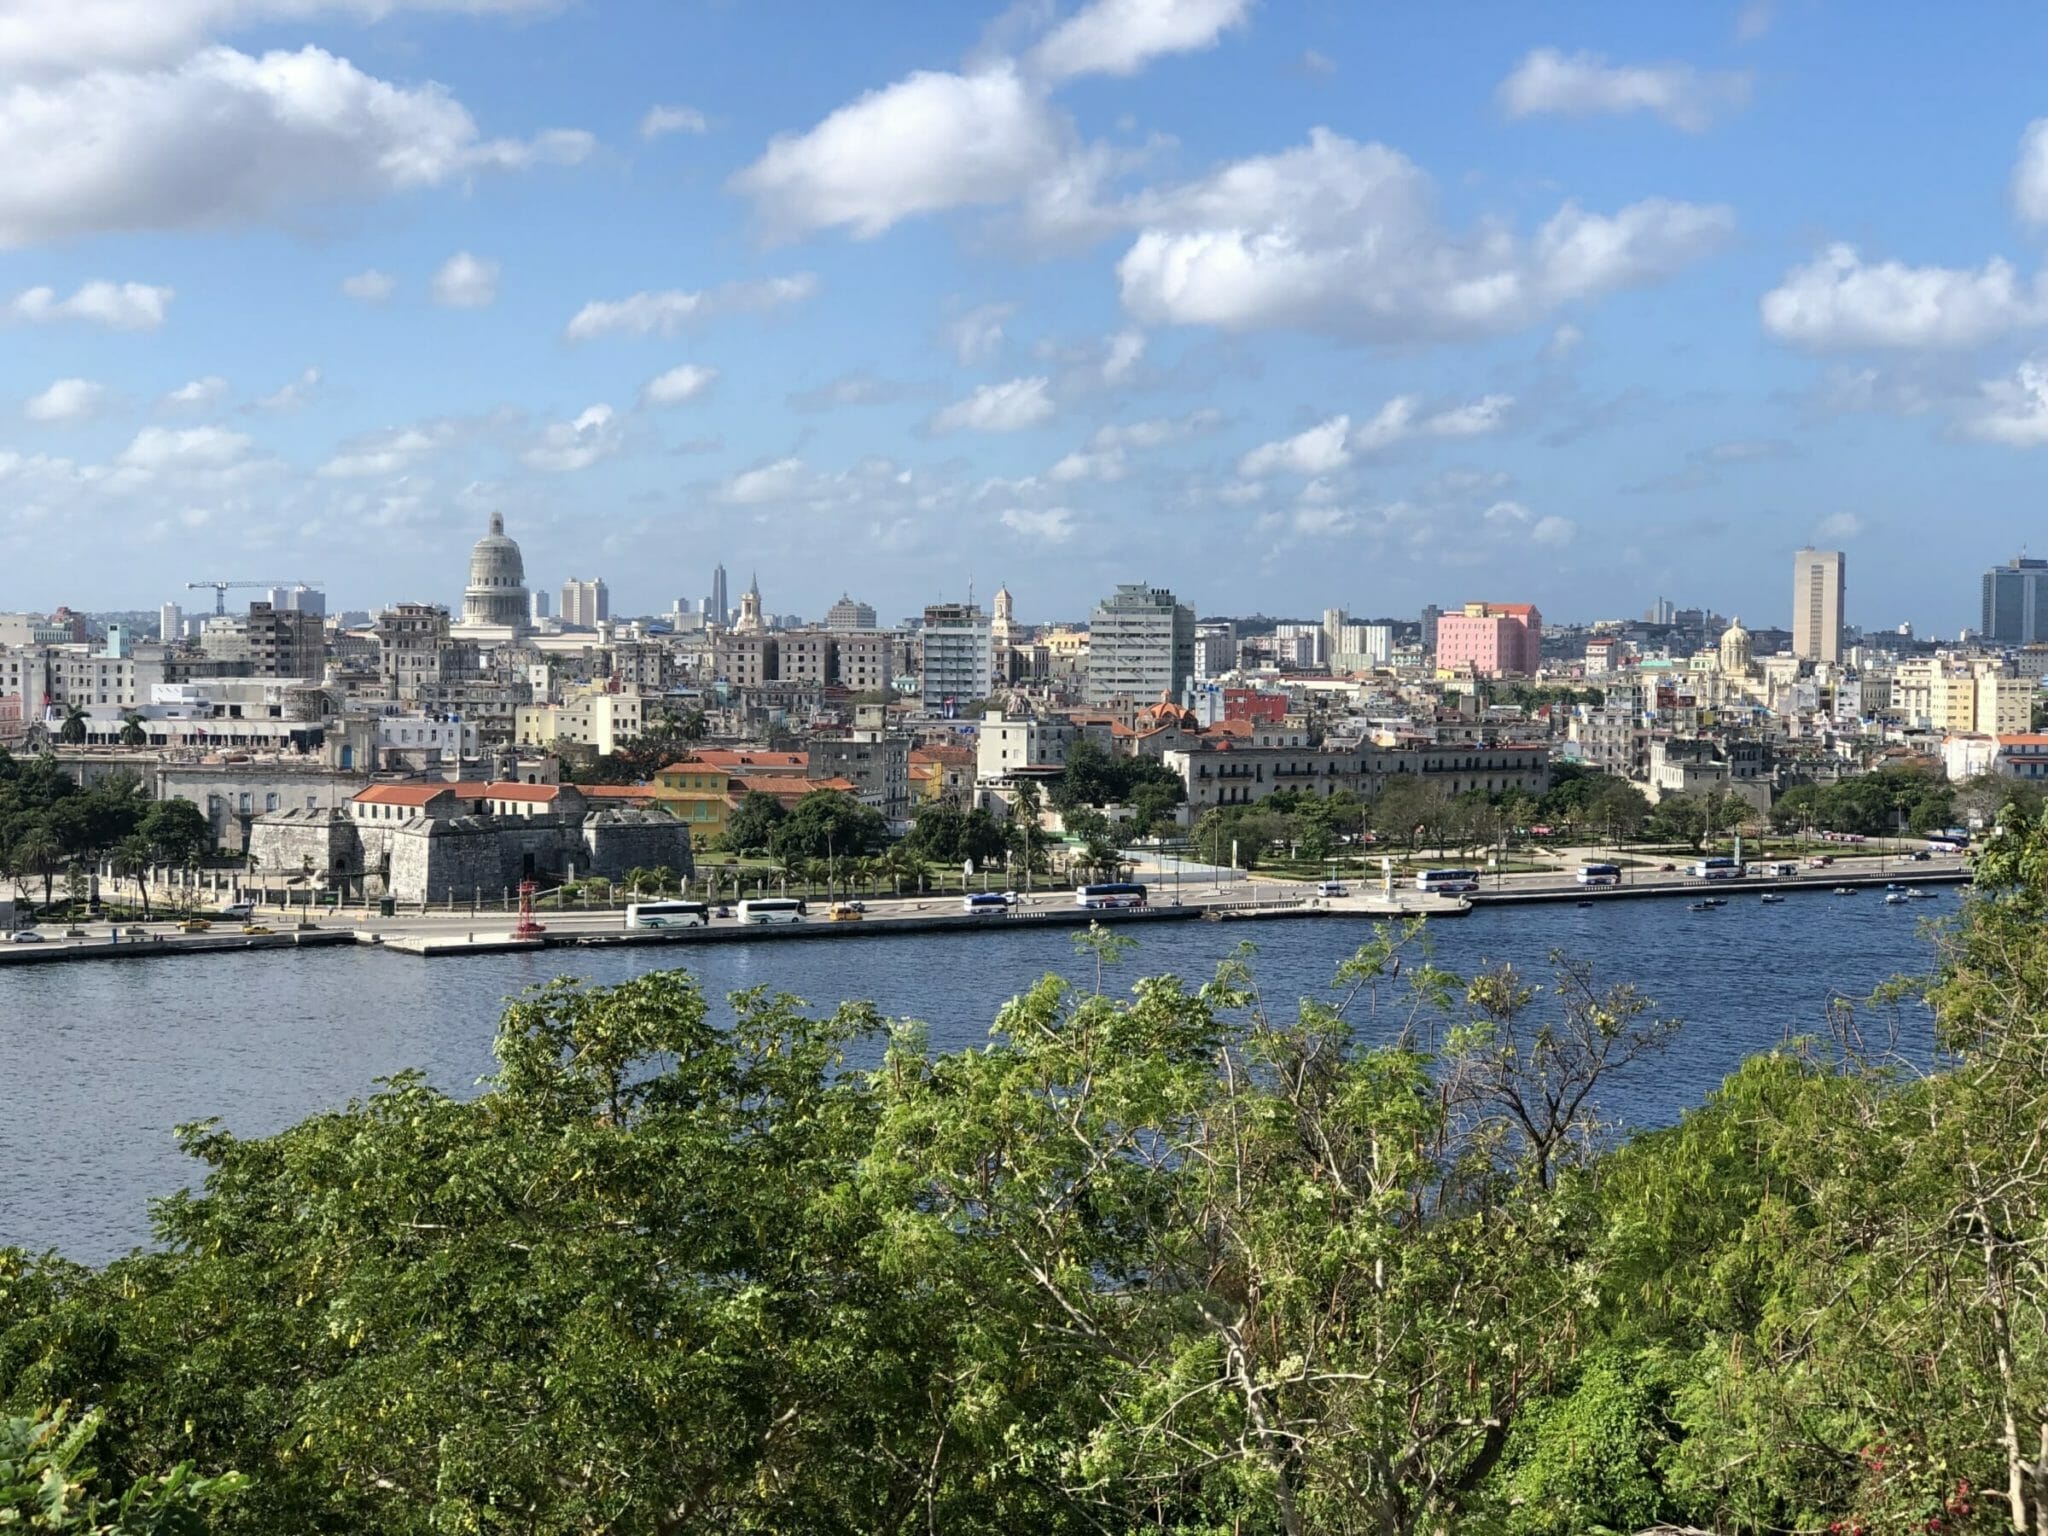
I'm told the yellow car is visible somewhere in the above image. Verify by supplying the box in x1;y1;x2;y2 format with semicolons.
178;919;212;933
828;903;865;921
240;924;275;936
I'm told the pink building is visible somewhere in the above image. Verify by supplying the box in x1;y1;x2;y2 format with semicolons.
1433;602;1543;677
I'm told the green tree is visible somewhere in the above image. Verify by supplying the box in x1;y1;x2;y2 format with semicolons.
10;823;62;907
1;1406;245;1533
768;790;886;862
721;789;787;853
57;703;88;745
117;714;148;749
111;834;157;918
138;798;212;866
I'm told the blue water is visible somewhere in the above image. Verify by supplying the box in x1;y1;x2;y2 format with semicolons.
1;890;1953;1262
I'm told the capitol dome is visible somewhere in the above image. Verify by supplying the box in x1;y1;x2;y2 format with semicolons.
1718;614;1753;675
461;512;531;631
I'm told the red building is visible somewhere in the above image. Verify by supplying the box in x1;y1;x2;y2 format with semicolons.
1433;602;1543;677
1223;687;1288;725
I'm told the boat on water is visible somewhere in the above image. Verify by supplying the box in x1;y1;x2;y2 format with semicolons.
1907;888;1939;900
1759;893;1785;904
1687;900;1717;912
1884;892;1911;905
1834;886;1855;895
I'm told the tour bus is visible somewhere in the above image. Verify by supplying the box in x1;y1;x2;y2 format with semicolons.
1413;868;1480;895
1689;856;1746;880
1075;881;1148;910
624;900;710;929
1926;837;1967;855
963;892;1010;917
1575;862;1622;887
734;897;806;925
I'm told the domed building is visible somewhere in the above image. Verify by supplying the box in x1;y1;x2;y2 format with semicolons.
1717;615;1753;676
456;513;531;640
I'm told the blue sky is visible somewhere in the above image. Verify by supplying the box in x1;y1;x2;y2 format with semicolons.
3;0;2046;634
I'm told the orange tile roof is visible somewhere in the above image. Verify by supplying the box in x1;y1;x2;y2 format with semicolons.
685;749;809;772
354;783;456;806
580;784;656;802
484;781;571;802
1997;734;2048;746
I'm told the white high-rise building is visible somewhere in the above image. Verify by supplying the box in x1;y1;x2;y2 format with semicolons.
1792;547;1845;664
1085;583;1196;706
921;602;993;709
1194;621;1237;682
158;602;183;643
561;577;609;629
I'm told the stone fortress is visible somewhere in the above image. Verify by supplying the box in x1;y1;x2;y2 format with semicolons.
250;780;693;906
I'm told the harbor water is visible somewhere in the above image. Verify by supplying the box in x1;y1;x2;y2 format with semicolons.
3;889;1953;1261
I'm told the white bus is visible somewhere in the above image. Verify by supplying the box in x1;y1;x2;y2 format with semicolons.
735;898;806;925
625;900;711;929
963;892;1010;916
1076;882;1148;910
1414;868;1480;895
1575;862;1622;887
1689;856;1745;880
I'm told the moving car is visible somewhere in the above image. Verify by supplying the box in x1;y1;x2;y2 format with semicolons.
9;930;45;943
1314;881;1350;897
828;903;865;922
220;903;254;921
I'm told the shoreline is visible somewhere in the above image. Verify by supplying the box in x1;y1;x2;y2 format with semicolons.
0;866;1968;966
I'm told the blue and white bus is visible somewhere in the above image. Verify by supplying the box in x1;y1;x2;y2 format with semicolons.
1413;868;1480;895
1076;882;1147;910
963;892;1010;916
1575;862;1622;887
1689;856;1745;880
735;898;806;925
625;900;710;929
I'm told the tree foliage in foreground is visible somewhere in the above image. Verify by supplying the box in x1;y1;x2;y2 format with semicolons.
7;812;2048;1532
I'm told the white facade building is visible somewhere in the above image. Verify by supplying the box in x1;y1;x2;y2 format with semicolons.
1085;584;1196;705
921;602;994;707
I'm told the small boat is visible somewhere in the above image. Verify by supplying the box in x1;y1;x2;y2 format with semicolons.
1759;893;1785;904
1834;886;1855;895
1703;897;1727;908
1687;900;1716;912
1907;887;1939;900
1884;892;1910;905
1575;900;1593;908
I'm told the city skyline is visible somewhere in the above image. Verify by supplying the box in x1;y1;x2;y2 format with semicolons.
6;3;2048;627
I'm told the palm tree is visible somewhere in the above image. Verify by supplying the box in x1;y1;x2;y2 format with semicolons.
111;834;155;918
651;864;676;898
117;713;148;748
12;827;61;907
57;703;88;745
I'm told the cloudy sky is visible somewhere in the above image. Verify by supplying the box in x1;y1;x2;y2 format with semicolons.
2;0;2044;632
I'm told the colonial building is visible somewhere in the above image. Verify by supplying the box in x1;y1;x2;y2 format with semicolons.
248;779;691;905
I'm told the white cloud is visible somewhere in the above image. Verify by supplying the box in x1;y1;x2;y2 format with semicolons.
1962;358;2048;446
318;422;454;477
564;273;817;340
1046;406;1217;481
340;268;395;303
641;363;720;406
523;404;621;472
119;423;252;470
721;456;810;504
1761;244;2048;350
1531;514;1578;546
732;65;1064;241
639;103;707;139
1814;511;1866;538
431;251;498;308
8;280;171;329
1117;130;1732;339
1101;327;1145;382
929;375;1055;434
1736;1;1773;41
0;46;591;248
1237;414;1351;477
2012;120;2048;227
1000;506;1076;542
1497;47;1751;132
1029;0;1251;82
24;378;105;423
947;301;1016;365
256;367;319;412
0;0;566;77
161;376;227;410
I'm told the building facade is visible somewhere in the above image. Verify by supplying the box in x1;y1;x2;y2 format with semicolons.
921;603;994;707
1085;584;1196;706
1434;602;1543;677
560;578;609;629
1982;556;2048;647
1792;547;1845;664
458;513;532;636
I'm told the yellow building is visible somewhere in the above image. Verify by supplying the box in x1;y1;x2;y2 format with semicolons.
651;760;732;844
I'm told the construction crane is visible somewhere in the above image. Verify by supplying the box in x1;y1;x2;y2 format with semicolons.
185;580;315;616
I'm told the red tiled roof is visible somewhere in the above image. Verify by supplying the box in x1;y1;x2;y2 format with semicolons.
685;749;809;772
353;783;455;806
483;781;571;802
580;785;656;802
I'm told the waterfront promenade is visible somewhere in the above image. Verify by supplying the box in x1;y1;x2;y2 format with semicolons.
0;854;1969;965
